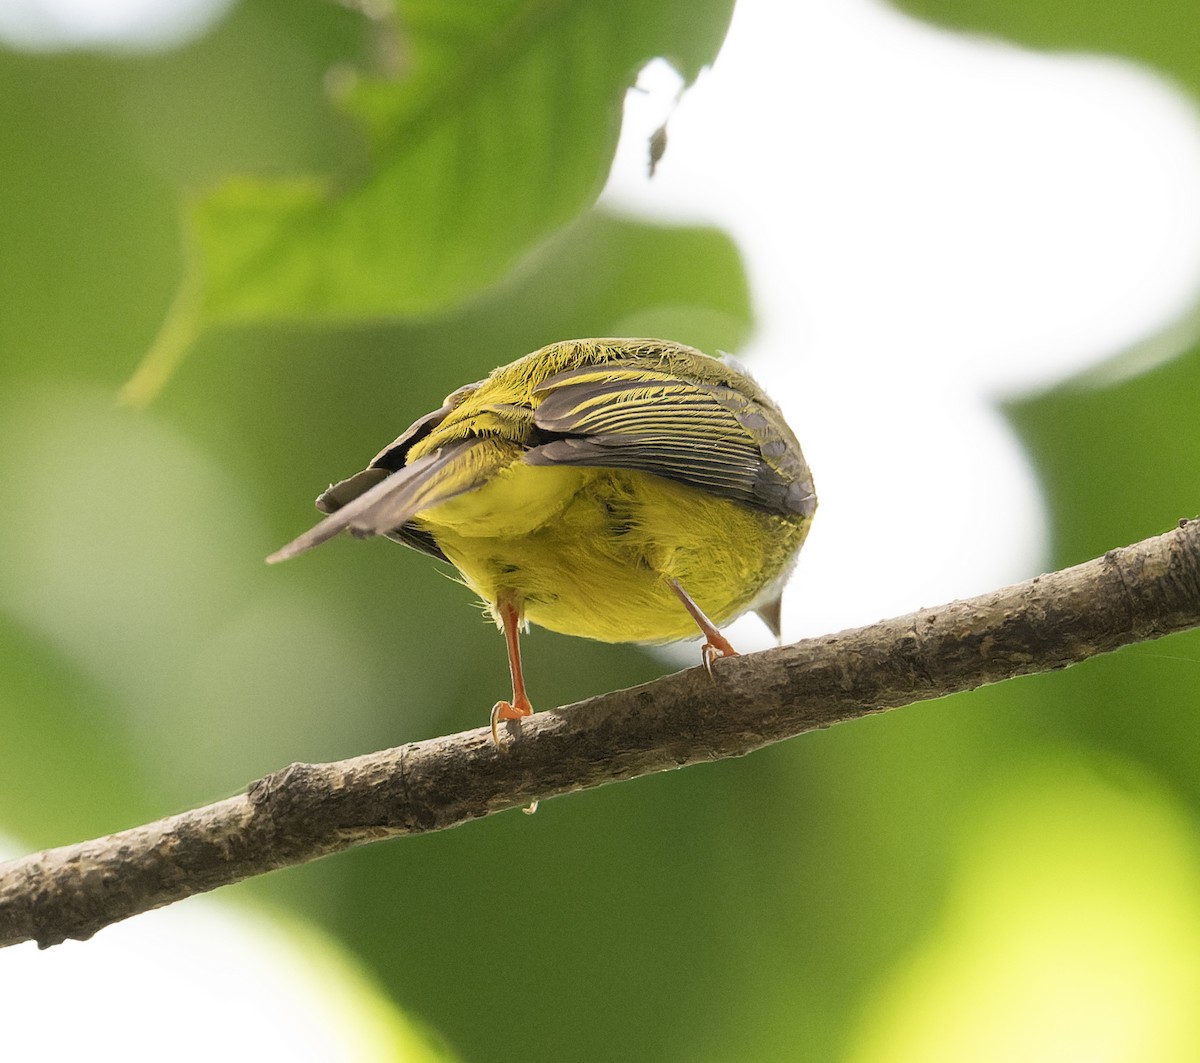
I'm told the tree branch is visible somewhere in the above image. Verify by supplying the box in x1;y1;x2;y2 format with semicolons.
4;519;1199;949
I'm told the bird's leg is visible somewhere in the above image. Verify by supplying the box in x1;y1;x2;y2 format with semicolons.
667;578;739;676
491;597;533;744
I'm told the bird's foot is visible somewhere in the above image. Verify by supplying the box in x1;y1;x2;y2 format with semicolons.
490;693;534;746
701;633;739;677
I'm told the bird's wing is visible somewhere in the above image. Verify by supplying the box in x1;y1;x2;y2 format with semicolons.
266;438;512;564
525;366;816;518
357;382;482;476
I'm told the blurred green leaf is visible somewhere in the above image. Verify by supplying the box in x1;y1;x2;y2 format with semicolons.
0;0;363;386
123;0;736;403
1007;345;1200;567
888;0;1200;95
847;758;1200;1063
418;209;756;358
0;616;156;847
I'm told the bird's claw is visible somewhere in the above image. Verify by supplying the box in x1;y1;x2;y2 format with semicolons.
490;697;533;746
701;638;739;677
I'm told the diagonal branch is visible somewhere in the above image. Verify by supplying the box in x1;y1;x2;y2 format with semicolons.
3;519;1199;950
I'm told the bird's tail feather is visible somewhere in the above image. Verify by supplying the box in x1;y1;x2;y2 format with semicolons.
266;439;496;564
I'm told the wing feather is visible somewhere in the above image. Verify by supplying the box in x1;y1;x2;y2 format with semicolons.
526;368;816;517
266;439;506;563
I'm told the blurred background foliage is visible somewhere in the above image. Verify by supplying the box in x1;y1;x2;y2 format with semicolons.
2;0;1200;1060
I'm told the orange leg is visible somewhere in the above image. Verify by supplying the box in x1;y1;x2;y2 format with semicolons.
668;579;739;675
491;597;533;745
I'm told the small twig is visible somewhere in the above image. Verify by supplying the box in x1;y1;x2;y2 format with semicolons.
3;519;1199;949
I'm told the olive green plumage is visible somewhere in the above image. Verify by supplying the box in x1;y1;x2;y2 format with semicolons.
268;338;816;730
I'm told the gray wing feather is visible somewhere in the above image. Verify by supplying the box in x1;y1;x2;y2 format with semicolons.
266;440;485;564
526;375;815;518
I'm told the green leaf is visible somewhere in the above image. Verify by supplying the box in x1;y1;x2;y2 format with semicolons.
0;617;156;847
448;209;755;354
889;0;1200;97
1006;342;1200;568
847;758;1200;1063
123;0;736;404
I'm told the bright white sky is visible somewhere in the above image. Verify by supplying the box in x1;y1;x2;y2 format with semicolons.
0;0;231;48
5;0;1200;1051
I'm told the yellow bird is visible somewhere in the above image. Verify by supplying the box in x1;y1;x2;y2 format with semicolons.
267;338;817;742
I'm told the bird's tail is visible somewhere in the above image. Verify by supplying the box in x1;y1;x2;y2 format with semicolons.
266;438;504;564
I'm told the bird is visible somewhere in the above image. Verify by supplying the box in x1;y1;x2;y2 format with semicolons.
267;338;817;743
